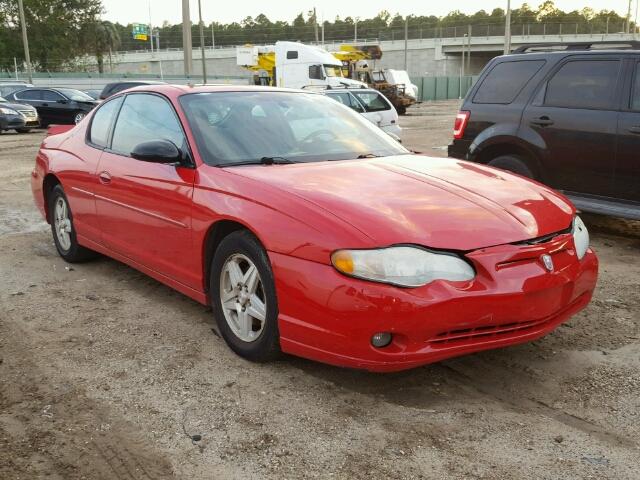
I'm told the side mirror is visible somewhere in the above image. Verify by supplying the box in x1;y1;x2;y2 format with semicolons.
131;140;182;164
57;99;68;104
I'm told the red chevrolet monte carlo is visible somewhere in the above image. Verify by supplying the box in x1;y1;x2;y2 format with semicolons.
31;85;598;372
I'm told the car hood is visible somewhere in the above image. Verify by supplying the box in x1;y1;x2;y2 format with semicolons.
226;155;575;251
0;101;35;111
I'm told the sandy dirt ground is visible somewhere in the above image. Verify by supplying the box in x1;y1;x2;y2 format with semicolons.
1;101;639;479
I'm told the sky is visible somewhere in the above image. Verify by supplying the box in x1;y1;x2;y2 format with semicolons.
101;1;637;26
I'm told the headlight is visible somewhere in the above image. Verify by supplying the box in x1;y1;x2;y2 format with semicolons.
0;107;18;115
572;216;589;260
331;246;475;288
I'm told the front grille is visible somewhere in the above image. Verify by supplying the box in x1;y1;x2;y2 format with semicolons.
18;109;37;119
429;318;551;345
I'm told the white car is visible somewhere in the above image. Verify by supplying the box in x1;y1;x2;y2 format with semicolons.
324;88;401;139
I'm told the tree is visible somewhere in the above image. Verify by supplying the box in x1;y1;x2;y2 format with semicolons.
85;20;120;73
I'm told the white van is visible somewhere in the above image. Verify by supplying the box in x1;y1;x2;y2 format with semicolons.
324;88;401;138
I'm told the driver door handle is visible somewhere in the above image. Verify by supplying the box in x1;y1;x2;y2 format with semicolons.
531;116;554;127
98;171;112;184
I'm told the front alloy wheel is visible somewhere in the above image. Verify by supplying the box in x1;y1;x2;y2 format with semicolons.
220;253;267;342
211;230;280;362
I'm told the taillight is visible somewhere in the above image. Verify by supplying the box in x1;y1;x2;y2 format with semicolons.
453;111;470;140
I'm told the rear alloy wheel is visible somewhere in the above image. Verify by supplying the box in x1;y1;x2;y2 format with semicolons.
74;112;86;124
211;230;280;362
49;185;97;262
488;154;535;180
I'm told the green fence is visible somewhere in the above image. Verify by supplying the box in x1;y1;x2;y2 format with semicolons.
412;76;478;101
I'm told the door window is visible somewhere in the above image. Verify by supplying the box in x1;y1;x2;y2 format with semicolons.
631;63;640;111
352;91;390;112
473;60;545;104
544;60;620;110
88;96;123;148
327;92;364;113
15;89;41;100
309;65;324;80
110;94;186;156
42;90;65;102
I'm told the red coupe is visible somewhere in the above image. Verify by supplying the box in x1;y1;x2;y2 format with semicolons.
31;85;598;372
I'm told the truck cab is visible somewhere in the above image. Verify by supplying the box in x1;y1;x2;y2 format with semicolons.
237;41;366;90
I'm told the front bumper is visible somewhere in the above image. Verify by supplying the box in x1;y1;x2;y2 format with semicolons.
270;233;598;372
0;113;26;131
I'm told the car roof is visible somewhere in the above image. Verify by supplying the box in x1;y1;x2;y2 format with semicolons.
503;49;640;61
119;84;319;98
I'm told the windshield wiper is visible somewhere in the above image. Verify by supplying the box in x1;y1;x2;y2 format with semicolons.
217;156;297;167
356;153;382;159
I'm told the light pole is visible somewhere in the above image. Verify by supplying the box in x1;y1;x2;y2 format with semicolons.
198;0;207;83
504;0;512;55
182;0;193;76
17;0;32;83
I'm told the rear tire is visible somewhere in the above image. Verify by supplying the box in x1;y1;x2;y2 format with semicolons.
210;230;281;363
48;185;97;263
488;155;535;179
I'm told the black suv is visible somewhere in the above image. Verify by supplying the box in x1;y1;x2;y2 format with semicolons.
448;41;640;220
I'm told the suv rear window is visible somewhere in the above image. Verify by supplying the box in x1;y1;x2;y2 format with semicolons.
544;60;620;110
473;60;545;104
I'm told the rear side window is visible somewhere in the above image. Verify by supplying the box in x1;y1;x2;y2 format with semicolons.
88;96;123;148
473;60;545;104
632;63;640;111
327;92;364;113
544;60;620;110
352;91;390;112
16;89;41;100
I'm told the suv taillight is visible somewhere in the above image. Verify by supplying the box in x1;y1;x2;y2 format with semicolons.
453;111;470;140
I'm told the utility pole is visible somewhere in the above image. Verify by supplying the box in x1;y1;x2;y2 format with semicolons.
211;24;215;48
635;0;639;36
354;18;358;43
17;0;32;83
467;24;472;74
504;0;512;55
403;17;408;71
198;0;207;83
148;1;154;55
313;7;319;43
627;0;633;33
182;0;193;76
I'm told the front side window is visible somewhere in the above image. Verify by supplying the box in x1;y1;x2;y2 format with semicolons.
179;91;407;166
54;88;94;102
88;96;123;148
309;65;324;80
544;60;620;110
632;63;640;111
111;94;186;156
42;90;65;102
352;91;390;112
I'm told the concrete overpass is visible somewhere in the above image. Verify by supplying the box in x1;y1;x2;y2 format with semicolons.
105;32;637;80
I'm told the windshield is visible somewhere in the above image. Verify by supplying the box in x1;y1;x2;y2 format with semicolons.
55;88;94;102
323;65;343;77
179;91;408;166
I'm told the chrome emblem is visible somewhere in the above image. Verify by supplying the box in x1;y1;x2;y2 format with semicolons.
541;254;554;272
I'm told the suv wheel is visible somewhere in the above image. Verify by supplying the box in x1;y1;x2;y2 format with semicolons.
488;155;535;179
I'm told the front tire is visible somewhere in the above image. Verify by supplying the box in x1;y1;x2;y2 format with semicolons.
49;185;97;263
488;154;535;179
210;230;280;363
